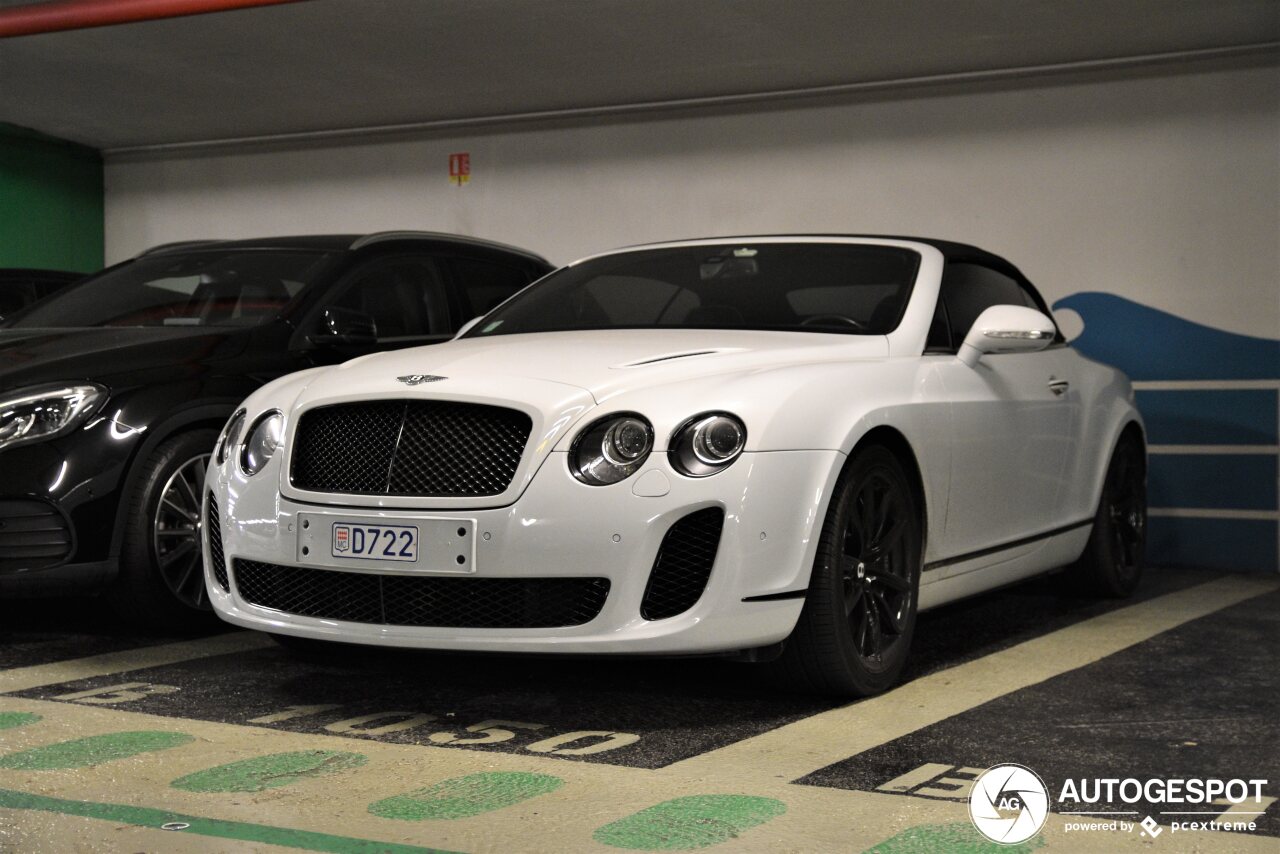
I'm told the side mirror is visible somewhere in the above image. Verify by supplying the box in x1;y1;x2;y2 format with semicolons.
310;307;377;346
453;316;484;340
959;305;1056;367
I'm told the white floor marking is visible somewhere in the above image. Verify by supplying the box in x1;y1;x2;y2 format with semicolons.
0;631;272;694
664;575;1280;781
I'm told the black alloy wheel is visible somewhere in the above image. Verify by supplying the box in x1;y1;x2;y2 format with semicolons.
770;444;922;696
152;452;212;609
841;466;916;671
1069;435;1146;598
108;428;221;632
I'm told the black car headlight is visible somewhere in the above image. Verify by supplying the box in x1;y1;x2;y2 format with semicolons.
240;411;284;476
669;412;747;477
215;409;245;466
569;413;653;485
0;383;106;452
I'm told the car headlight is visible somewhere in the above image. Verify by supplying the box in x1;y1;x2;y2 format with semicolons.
669;412;746;477
569;413;653;485
215;409;245;466
240;411;283;476
0;383;106;452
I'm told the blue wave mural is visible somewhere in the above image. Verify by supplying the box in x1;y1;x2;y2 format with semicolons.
1053;292;1279;382
1051;292;1278;573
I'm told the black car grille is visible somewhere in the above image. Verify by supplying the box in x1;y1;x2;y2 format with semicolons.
290;400;532;497
206;493;229;592
0;499;72;572
640;508;725;620
232;560;610;629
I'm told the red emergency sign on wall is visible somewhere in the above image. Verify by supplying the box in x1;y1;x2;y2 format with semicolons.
449;153;471;186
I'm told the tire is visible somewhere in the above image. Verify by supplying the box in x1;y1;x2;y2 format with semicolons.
107;429;221;632
1067;435;1146;598
768;444;923;697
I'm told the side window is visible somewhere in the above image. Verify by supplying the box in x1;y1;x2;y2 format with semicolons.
328;256;451;340
449;257;535;317
940;262;1034;346
924;295;952;354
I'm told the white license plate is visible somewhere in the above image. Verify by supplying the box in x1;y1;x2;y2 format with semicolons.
331;522;418;562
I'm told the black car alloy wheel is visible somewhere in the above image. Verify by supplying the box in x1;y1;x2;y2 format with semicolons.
152;452;212;609
841;466;915;670
1106;441;1146;582
771;443;922;697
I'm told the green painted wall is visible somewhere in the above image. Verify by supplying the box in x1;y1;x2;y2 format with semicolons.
0;123;103;273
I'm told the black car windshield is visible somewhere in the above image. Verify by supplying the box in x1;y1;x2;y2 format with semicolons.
5;250;333;328
465;243;921;337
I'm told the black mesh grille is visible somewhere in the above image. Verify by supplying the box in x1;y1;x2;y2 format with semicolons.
232;560;609;628
0;499;72;572
641;508;724;621
290;400;532;497
206;493;229;592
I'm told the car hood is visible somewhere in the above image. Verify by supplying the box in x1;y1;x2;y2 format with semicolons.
0;327;249;392
301;329;889;405
274;329;889;509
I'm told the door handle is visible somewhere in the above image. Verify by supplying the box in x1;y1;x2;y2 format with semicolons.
1048;379;1070;396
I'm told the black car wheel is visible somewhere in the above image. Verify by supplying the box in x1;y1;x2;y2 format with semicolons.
770;444;922;696
1067;435;1146;598
108;429;221;631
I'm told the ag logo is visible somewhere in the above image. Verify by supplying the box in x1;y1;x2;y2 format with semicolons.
968;764;1050;844
397;375;446;385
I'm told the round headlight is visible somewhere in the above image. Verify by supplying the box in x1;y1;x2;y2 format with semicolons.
215;409;245;466
240;411;283;476
570;413;653;485
669;412;747;477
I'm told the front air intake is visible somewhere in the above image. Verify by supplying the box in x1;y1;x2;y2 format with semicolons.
0;499;72;572
205;493;229;592
232;560;610;629
640;507;725;620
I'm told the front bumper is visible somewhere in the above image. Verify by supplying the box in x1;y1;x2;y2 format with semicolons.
205;449;842;654
0;417;141;594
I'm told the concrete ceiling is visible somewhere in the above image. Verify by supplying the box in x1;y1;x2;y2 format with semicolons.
0;0;1276;152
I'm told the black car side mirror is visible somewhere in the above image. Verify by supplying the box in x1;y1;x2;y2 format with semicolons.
310;307;378;346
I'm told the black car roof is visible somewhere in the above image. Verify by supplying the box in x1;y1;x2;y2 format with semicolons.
139;232;551;265
609;233;1027;279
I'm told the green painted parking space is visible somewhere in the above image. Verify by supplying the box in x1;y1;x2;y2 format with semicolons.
0;711;40;730
592;794;787;850
0;787;461;854
369;771;564;821
862;822;1044;854
0;730;193;770
171;750;369;793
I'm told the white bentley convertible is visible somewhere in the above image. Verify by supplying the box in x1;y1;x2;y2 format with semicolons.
204;236;1146;696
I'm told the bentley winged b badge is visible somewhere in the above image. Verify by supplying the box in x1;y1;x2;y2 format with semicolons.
397;375;447;385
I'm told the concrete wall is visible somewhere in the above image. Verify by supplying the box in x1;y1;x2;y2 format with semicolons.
104;58;1280;571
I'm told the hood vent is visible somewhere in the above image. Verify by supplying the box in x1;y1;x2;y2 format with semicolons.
617;349;738;368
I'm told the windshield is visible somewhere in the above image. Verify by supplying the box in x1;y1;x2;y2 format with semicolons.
465;242;921;338
5;250;334;329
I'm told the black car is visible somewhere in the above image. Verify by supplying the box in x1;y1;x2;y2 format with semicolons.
0;232;551;628
0;268;83;320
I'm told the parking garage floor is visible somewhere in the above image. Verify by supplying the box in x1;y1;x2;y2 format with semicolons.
0;567;1276;853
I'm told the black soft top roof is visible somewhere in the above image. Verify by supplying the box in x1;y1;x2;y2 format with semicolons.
619;233;1029;281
